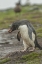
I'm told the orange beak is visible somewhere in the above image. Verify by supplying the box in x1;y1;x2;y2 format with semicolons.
8;29;12;33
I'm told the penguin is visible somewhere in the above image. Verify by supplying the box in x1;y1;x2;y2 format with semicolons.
8;19;42;51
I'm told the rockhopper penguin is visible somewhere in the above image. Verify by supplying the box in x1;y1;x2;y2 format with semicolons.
8;19;42;51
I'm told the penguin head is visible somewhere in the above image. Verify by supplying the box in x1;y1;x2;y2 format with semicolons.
8;22;18;33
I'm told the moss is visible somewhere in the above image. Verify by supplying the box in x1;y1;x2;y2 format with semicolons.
36;28;42;33
22;52;40;60
26;58;40;64
20;52;42;63
0;58;11;64
37;33;42;38
36;28;42;37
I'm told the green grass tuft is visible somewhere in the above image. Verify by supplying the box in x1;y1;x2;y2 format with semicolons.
20;52;42;63
36;28;42;33
0;58;11;64
37;33;42;38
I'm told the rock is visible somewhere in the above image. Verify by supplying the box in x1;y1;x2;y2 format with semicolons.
0;29;16;44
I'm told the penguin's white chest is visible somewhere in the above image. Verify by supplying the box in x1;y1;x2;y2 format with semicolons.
19;25;29;40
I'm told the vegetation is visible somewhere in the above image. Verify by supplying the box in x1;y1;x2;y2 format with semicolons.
18;52;42;64
0;52;42;64
0;58;11;64
0;5;42;29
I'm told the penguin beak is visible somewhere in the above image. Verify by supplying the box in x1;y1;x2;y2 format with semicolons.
8;29;12;33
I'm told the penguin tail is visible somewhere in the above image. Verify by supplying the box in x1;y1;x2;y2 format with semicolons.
35;36;42;50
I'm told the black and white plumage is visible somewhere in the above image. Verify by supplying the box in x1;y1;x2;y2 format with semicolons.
8;19;42;51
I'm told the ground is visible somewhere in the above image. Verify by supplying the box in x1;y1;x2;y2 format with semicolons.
0;32;42;64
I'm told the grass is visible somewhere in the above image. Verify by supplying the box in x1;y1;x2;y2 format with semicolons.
26;59;40;64
0;58;11;64
36;28;42;37
20;52;41;62
37;33;42;38
0;5;42;28
0;52;42;64
18;52;42;64
36;28;42;33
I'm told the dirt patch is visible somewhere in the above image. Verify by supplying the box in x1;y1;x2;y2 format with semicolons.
0;48;42;64
1;50;42;64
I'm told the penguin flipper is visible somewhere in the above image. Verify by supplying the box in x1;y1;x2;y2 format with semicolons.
17;31;21;41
